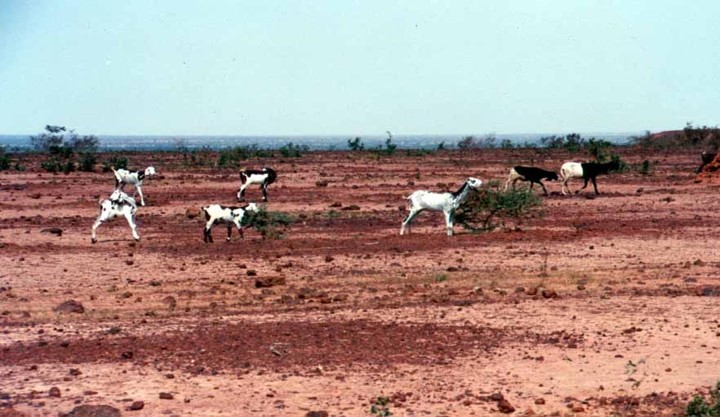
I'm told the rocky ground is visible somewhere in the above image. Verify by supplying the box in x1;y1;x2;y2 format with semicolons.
1;147;719;416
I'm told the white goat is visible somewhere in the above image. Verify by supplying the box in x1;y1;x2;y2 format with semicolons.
201;203;259;242
400;177;482;236
112;166;157;206
91;190;140;243
237;167;277;202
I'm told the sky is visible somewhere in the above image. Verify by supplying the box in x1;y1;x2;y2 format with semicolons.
1;1;719;136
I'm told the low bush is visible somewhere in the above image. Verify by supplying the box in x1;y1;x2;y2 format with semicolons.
102;155;129;172
244;207;295;239
454;184;544;232
685;381;720;416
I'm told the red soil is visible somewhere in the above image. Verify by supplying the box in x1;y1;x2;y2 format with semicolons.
1;148;719;416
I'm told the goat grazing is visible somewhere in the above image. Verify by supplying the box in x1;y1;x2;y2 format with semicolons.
400;177;482;236
560;160;620;195
91;190;140;243
237;167;277;202
201;203;259;242
112;166;157;206
504;166;559;196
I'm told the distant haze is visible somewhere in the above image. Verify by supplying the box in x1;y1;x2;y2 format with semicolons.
1;1;718;136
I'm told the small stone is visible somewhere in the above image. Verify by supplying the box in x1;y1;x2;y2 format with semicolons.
534;398;545;405
159;392;174;400
305;412;329;417
255;276;286;288
48;387;61;398
60;405;121;417
497;399;515;414
128;401;145;411
53;300;85;314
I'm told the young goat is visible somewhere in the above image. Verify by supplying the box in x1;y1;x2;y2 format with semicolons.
91;190;140;243
237;167;277;202
112;166;157;206
400;177;482;236
560;160;620;195
201;203;259;243
504;166;559;196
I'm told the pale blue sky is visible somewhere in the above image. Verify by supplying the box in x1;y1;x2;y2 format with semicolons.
1;1;718;135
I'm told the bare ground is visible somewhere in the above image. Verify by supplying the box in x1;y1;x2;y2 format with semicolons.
1;148;719;416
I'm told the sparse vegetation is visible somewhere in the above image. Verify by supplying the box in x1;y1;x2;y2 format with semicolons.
279;141;308;157
244;207;295;239
31;125;99;173
347;137;365;151
370;396;392;417
632;123;720;151
457;134;496;149
455;184;544;232
685;381;720;417
0;146;10;171
217;145;273;167
102;155;129;172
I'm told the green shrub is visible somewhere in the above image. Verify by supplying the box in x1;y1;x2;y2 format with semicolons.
587;138;613;162
370;396;392;417
244;207;295;239
347;137;364;151
637;159;653;175
102;155;129;172
685;381;720;416
455;185;544;232
279;142;308;157
32;125;99;172
78;152;97;172
0;146;10;171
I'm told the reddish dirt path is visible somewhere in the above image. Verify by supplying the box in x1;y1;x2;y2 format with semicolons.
1;148;719;416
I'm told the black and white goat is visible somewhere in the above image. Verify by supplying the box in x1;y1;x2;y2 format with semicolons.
237;167;277;202
112;166;157;206
560;160;620;195
504;166;559;196
91;190;140;243
201;203;259;243
400;177;482;236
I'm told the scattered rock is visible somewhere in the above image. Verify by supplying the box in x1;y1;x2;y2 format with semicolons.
69;368;82;376
541;289;558;299
341;204;360;211
159;392;174;400
306;412;329;417
185;207;199;219
246;270;257;276
162;296;177;309
53;300;85;314
315;180;329;187
59;405;121;417
534;398;545;405
40;227;63;236
696;286;720;296
324;255;334;262
255;276;286;288
48;387;61;398
497;399;515;414
128;401;145;411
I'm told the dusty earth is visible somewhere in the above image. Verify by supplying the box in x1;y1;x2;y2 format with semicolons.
1;147;719;416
